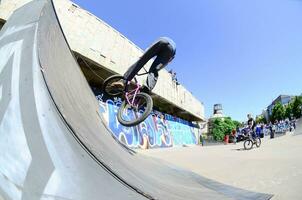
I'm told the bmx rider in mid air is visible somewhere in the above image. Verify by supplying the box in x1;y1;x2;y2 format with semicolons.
113;37;176;93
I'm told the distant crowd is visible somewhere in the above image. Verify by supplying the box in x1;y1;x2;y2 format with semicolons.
168;69;180;85
233;117;297;143
264;119;296;135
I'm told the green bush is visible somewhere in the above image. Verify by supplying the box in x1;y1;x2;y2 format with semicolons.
292;96;302;119
271;102;285;122
285;104;293;119
233;120;242;128
211;117;236;141
256;115;267;124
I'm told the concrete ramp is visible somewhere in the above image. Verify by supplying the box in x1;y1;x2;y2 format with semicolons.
0;0;273;199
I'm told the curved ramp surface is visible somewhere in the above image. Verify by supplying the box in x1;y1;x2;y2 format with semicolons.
0;0;273;199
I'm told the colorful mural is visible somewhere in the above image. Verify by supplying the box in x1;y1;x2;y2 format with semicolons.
96;93;199;149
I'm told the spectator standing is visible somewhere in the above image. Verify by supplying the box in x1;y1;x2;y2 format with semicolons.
260;124;264;138
232;129;237;144
255;125;261;138
200;135;205;146
293;119;296;130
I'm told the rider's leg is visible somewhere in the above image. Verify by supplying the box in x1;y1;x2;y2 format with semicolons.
143;70;158;93
123;39;165;82
143;41;175;92
144;55;170;92
110;39;167;90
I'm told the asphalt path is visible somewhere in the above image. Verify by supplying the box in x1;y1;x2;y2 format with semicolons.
140;120;302;200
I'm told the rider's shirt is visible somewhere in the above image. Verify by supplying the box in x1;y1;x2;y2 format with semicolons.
248;118;255;129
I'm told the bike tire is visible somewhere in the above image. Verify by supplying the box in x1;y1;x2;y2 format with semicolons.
102;75;125;97
255;137;261;148
244;139;253;150
117;92;153;127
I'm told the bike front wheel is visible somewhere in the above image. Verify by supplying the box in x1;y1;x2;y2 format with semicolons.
255;138;261;148
117;92;153;127
244;139;253;150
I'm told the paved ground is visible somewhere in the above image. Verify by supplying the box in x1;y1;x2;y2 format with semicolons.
139;121;302;200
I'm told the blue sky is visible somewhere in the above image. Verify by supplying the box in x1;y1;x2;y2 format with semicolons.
73;0;302;121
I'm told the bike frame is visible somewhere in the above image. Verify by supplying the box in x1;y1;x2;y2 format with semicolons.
123;67;149;107
243;128;257;141
125;81;141;107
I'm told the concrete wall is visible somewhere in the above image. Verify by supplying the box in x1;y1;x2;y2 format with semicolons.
0;0;205;120
53;0;204;120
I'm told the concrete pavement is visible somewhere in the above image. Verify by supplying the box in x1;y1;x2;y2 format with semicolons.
139;121;302;200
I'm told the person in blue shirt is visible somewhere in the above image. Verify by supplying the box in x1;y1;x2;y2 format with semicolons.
255;125;261;137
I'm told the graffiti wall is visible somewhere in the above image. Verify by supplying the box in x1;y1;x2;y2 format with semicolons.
95;92;200;149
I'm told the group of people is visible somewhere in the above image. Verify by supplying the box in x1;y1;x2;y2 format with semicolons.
168;69;180;85
235;114;297;141
266;119;296;135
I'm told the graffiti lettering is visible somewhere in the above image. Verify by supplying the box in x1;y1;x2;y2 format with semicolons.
96;92;198;149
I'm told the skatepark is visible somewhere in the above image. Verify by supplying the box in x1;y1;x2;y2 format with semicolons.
0;0;300;199
140;120;302;200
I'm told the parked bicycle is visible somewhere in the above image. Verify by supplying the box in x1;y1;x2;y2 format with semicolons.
243;129;261;150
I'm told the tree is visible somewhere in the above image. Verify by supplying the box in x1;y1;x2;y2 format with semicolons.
232;120;241;128
271;102;285;122
211;117;236;141
292;96;302;119
285;103;293;119
256;115;267;124
224;117;236;135
211;118;225;141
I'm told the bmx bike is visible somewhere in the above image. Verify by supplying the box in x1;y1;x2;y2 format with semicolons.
243;130;261;150
102;73;153;127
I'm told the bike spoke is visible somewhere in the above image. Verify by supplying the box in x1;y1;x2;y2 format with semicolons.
131;96;147;111
137;101;147;110
117;90;152;127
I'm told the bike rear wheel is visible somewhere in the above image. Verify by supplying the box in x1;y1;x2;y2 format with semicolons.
117;92;153;127
102;75;125;97
244;139;253;150
255;137;261;148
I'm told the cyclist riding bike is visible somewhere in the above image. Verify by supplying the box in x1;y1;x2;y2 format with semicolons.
243;113;261;150
104;37;176;126
247;114;256;137
112;37;176;93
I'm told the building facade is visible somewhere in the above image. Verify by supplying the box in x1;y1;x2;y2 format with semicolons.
0;0;205;122
0;0;206;148
264;95;295;121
